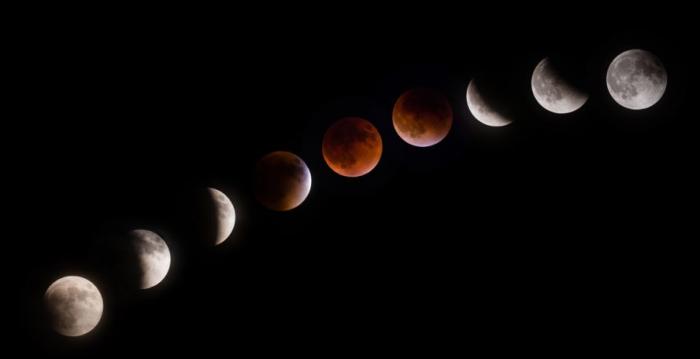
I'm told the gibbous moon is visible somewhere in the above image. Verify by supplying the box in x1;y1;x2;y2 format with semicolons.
466;79;513;127
531;57;589;114
392;88;453;147
607;49;667;110
129;229;171;289
322;117;382;177
44;276;103;337
208;187;236;245
255;151;312;211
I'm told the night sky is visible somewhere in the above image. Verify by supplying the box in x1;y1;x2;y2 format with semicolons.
9;7;696;356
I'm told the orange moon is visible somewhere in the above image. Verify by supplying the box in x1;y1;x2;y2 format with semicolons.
255;151;312;211
392;88;453;147
322;117;382;177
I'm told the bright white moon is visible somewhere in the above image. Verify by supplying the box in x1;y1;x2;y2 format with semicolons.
44;276;103;337
208;187;236;245
607;49;667;110
130;229;171;289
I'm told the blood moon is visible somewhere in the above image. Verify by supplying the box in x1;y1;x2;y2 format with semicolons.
393;88;453;147
322;117;382;177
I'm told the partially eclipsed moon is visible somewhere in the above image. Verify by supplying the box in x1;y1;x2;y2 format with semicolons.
466;79;513;127
322;117;382;177
44;276;103;337
392;88;453;147
208;187;236;245
129;229;171;289
607;49;667;110
255;151;312;211
531;57;589;114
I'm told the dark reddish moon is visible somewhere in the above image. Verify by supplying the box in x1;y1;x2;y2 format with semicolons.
392;88;453;147
322;117;383;177
255;151;312;211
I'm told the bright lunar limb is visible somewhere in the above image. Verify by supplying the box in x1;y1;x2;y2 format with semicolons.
208;187;236;245
255;151;312;211
606;49;667;110
531;57;589;114
44;276;103;337
129;229;171;289
392;88;453;147
466;79;513;127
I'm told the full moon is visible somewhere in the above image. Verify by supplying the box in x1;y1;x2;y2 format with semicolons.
392;88;453;147
255;151;312;211
44;276;103;337
208;187;236;245
531;57;589;114
322;117;382;177
466;79;513;127
129;229;171;289
607;49;667;110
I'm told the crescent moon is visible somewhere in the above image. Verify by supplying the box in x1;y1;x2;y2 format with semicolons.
129;229;171;289
208;187;236;245
466;79;513;127
44;276;103;337
531;57;589;114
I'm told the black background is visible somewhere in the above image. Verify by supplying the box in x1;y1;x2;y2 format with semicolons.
8;5;696;356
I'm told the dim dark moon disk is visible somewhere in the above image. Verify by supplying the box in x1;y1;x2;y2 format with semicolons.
392;88;453;147
531;57;589;114
255;151;312;211
322;117;382;177
606;49;667;110
44;276;103;337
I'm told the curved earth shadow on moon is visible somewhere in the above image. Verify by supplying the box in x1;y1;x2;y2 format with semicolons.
531;57;589;114
393;88;453;147
255;151;311;211
467;77;515;127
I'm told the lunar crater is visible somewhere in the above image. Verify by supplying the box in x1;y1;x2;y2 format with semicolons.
606;49;667;110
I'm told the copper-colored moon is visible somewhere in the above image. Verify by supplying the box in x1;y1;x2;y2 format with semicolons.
392;88;453;147
44;276;103;337
255;151;312;211
322;117;382;177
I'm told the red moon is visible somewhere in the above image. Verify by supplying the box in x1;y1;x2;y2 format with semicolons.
322;117;382;177
392;88;453;147
255;151;312;211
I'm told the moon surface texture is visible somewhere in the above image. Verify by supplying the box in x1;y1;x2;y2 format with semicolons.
208;187;236;245
531;58;589;114
256;151;312;211
322;117;382;177
392;88;453;147
607;49;667;110
466;79;513;127
44;276;103;337
129;229;171;289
